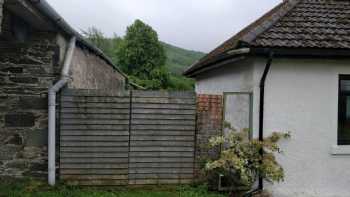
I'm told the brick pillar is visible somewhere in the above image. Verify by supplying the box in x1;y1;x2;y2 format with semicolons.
195;94;223;180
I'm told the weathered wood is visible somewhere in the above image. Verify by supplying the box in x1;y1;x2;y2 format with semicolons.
61;114;129;120
130;147;194;152
131;130;194;136
131;125;195;131
132;114;195;120
61;169;129;175
132;108;195;115
128;174;193;179
61;136;129;142
60;158;129;164
129;163;193;168
60;147;129;153
129;157;194;163
129;152;194;157
132;103;196;110
61;96;130;103
60;152;129;158
128;168;193;174
61;163;128;169
61;108;130;114
131;119;195;126
128;179;193;185
61;119;130;125
62;102;130;109
130;136;194;141
130;141;194;147
61;125;129;130
66;180;128;186
61;175;128;180
61;141;129;147
61;130;129;136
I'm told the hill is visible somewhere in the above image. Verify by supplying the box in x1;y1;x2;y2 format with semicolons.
161;42;206;75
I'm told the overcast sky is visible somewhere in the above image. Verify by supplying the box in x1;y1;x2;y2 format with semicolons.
46;0;281;52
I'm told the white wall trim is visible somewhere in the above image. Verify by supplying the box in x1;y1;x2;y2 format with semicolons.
331;145;350;155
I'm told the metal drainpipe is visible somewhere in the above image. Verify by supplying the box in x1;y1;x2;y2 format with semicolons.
48;37;76;186
244;51;274;197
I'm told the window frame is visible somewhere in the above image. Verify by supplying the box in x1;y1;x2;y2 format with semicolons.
338;75;350;145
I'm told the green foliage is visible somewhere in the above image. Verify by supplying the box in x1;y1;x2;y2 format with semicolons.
0;178;225;197
83;22;203;91
161;42;205;75
116;20;169;89
205;123;291;188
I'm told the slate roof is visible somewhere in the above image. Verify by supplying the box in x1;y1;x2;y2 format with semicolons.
185;0;350;76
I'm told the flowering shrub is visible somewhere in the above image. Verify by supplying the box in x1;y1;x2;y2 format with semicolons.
205;123;290;188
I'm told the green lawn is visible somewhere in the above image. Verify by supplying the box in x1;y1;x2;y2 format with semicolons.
0;179;226;197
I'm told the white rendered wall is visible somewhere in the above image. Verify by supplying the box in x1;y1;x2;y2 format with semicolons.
195;57;350;197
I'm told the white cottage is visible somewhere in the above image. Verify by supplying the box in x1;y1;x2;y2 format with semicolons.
184;0;350;196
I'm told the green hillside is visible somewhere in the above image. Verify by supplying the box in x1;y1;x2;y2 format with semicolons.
161;42;206;75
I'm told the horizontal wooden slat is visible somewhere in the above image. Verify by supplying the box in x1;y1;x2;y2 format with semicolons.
132;114;195;120
132;91;195;99
131;130;194;136
132;103;195;110
128;179;192;185
61;136;129;142
61;96;130;103
61;119;129;125
62;175;127;180
129;163;193;168
61;108;130;114
130;141;194;147
66;180;128;186
61;142;129;147
132;97;195;104
132;108;195;115
61;147;129;153
130;147;194;152
131;125;195;130
129;168;193;174
131;119;195;126
61;169;128;175
61;114;129;120
129;174;193;179
62;89;130;97
60;158;128;164
61;163;128;169
62;102;130;109
61;152;128;158
129;157;194;163
61;130;129;136
61;125;129;130
129;152;194;157
130;136;194;141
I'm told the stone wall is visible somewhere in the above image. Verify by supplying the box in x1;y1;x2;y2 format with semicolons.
69;46;126;91
0;34;60;178
0;0;3;33
195;94;223;178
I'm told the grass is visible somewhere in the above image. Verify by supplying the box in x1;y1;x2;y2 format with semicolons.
0;179;226;197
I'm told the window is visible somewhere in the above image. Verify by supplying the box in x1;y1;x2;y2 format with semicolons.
338;75;350;145
223;92;253;139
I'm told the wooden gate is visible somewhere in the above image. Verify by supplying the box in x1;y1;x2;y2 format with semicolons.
59;89;196;186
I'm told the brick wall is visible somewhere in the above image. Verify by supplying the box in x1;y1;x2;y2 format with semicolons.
0;34;60;178
195;94;223;179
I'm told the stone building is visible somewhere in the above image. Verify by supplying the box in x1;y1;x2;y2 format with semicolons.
0;0;128;178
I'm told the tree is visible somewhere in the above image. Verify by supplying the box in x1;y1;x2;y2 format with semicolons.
82;27;122;65
116;19;169;89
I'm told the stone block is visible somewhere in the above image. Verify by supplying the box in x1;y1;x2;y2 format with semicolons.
26;129;47;146
0;146;19;161
5;113;35;127
5;134;23;146
18;96;47;110
9;77;38;84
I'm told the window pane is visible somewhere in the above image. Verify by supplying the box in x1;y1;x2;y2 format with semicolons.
338;76;350;145
224;93;252;138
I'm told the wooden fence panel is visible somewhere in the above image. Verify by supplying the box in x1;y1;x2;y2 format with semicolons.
59;89;131;186
59;89;197;186
129;91;196;185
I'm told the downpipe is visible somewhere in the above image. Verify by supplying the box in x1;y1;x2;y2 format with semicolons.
48;37;76;186
244;51;274;197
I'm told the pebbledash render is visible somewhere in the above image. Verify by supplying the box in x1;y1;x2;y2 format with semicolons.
0;0;127;179
184;0;350;197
